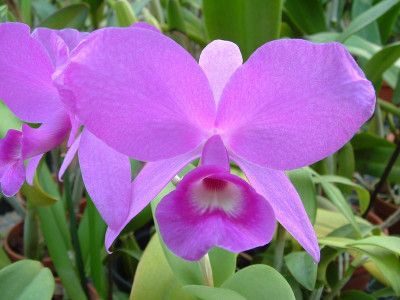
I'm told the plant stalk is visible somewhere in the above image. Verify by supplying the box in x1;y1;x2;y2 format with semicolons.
199;254;214;287
63;168;89;299
363;136;400;217
273;223;286;272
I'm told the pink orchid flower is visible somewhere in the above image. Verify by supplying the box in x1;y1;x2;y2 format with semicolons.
64;27;375;261
0;22;89;196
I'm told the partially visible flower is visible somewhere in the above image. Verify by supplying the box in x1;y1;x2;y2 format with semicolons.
65;28;375;261
0;23;88;196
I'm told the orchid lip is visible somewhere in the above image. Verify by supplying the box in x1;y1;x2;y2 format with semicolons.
190;176;242;217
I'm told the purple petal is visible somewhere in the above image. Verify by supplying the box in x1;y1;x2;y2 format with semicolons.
64;27;216;161
199;40;242;104
59;133;81;181
232;154;320;262
79;129;131;230
21;111;71;159
31;28;69;70
156;165;276;261
26;154;44;185
131;22;161;33
56;29;89;50
217;40;375;170
0;130;25;196
0;22;62;123
104;146;202;251
201;135;229;170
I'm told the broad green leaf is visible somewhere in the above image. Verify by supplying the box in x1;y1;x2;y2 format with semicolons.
339;290;376;300
319;181;361;238
21;0;32;26
364;41;400;86
337;0;400;43
31;0;57;20
287;168;317;224
0;100;22;138
0;260;54;300
317;247;343;283
350;245;400;296
184;286;246;300
348;236;400;255
114;0;138;27
317;175;369;215
203;0;282;60
38;3;89;29
284;0;327;34
208;247;236;287
351;0;381;44
318;237;355;248
20;176;58;206
284;251;317;291
221;265;295;300
351;132;395;150
0;5;8;22
377;1;400;44
130;235;197;300
0;247;11;270
355;147;400;183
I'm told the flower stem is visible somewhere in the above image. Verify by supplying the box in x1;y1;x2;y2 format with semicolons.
63;168;89;299
198;254;214;287
273;223;286;272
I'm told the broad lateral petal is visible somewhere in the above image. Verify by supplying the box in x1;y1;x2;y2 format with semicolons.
104;146;202;251
21;111;71;159
232;154;320;262
64;27;216;161
0;130;24;196
79;129;131;230
59;134;81;181
156;165;276;261
199;40;243;105
217;40;375;170
26;154;44;185
0;22;62;123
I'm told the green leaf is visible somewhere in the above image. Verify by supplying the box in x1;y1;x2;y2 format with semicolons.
0;246;11;270
284;252;317;291
287;168;317;224
0;5;8;22
364;41;400;86
319;181;361;238
377;1;400;44
221;265;295;300
203;0;282;60
337;142;355;195
351;132;394;150
351;0;381;44
350;245;400;296
348;236;400;255
317;175;370;215
284;0;327;34
208;247;236;287
0;100;22;138
337;0;400;43
184;286;246;300
38;3;89;29
167;0;186;32
0;260;54;300
339;290;376;300
130;235;197;300
317;237;355;248
114;0;138;27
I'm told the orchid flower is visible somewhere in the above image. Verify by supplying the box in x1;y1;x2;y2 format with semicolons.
64;27;375;261
0;22;90;196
